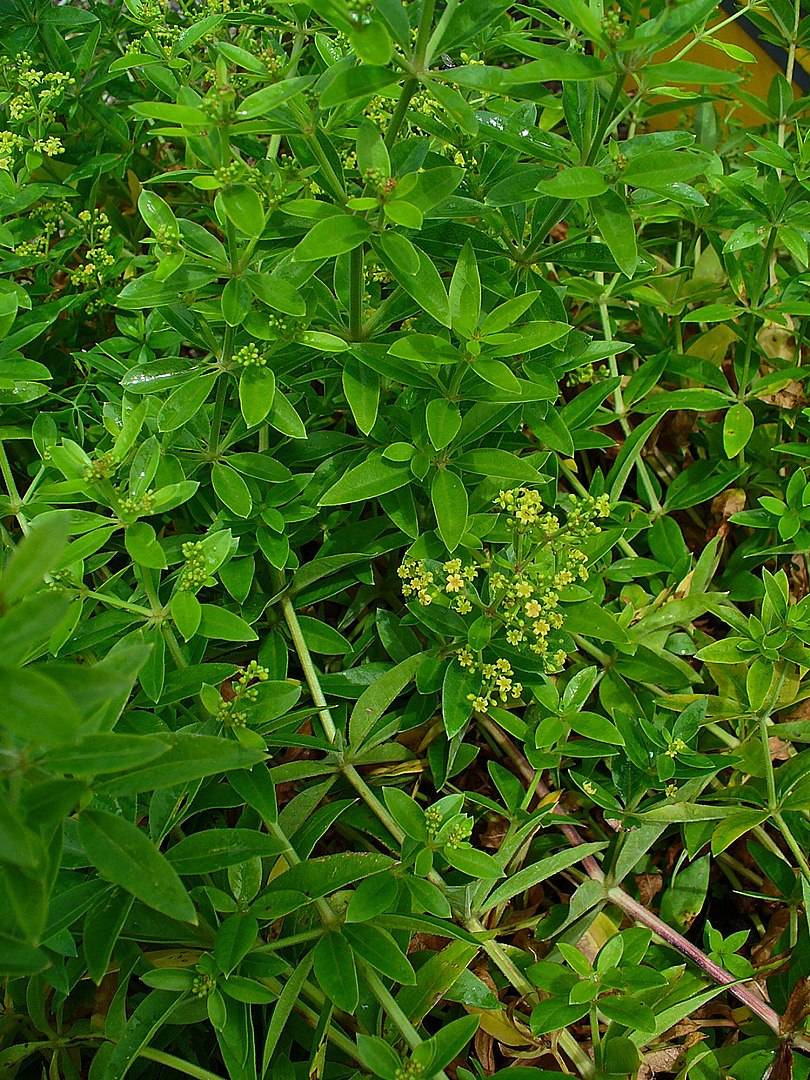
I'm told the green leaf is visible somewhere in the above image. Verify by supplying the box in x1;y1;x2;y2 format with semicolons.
166;829;285;874
483;843;606;910
130;101;208;125
298;615;351;654
320;66;399;107
377;243;451;327
342;358;380;435
442;661;479;738
0;513;69;604
38;733;170;776
455;449;542;482
198;604;257;641
530;999;589;1036
95;738;267;801
426;398;461;450
344;924;416;984
449;240;481;338
382;787;427;841
537;165;607;198
218;185;265;237
412;1015;479;1074
138;190;177;234
431;470;468;552
236;76;314;118
238;365;275;428
0;666;81;746
590;189;637;277
268;388;307;439
694;637;748;663
125;522;167;569
356;1035;401;1080
244;270;307;317
313;932;358;1011
158;372;217;432
101;990;186;1080
221;277;252;327
349;20;392;64
294;216;371;261
388;334;460;365
444;844;504;879
350;654;424;746
723;402;754;458
645;60;742;85
78;810;195;922
319;453;411;506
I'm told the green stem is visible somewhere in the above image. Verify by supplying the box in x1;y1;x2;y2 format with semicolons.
384;80;418;149
138;1048;227;1080
163;623;188;670
361;965;427;1053
82;589;153;617
413;0;437;66
424;0;455;67
305;133;347;204
586;73;625;162
139;567;164;615
348;245;364;340
597;273;662;514
208;374;229;457
773;812;810;884
279;591;338;743
758;713;778;812
521;198;567;263
558;460;637;558
0;442;20;504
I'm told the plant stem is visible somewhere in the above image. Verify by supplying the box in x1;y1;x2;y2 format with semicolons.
348;245;364;340
773;812;810;885
384;81;418;149
759;712;779;812
424;0;457;67
413;0;437;66
278;591;338;743
478;716;784;1035
138;1048;227;1080
596;272;662;514
208;371;229;458
278;576;594;1075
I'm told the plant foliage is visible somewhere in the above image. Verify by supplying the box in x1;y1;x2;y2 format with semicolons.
1;0;810;1077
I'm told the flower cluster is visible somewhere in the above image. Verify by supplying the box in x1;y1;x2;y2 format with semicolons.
463;656;524;714
233;342;267;368
7;56;74;124
69;211;117;291
117;490;154;520
83;452;117;483
399;490;612;702
191;973;215;998
398;557;477;612
424;804;472;848
0;131;25;171
177;541;210;591
16;200;69;259
217;660;269;729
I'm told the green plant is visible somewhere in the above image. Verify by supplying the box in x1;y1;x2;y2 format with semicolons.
2;0;810;1077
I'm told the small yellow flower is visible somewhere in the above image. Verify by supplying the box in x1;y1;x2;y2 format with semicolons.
445;573;464;593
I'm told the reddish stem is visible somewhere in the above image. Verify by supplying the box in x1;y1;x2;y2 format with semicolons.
480;718;784;1036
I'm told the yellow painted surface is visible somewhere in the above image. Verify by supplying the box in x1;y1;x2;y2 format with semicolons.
641;15;807;130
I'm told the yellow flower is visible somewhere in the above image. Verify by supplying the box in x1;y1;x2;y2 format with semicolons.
525;600;542;619
445;573;464;593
